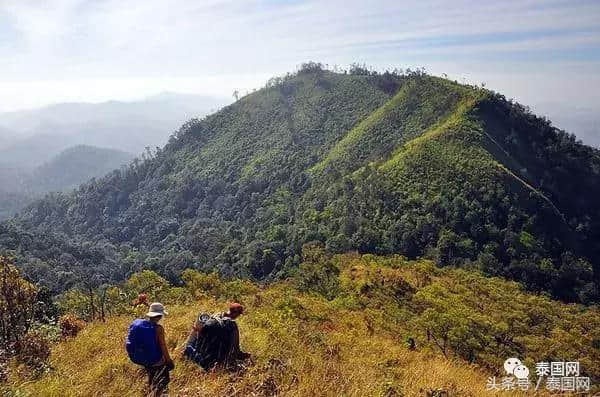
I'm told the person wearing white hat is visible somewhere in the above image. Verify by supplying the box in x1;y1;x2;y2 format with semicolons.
125;302;174;396
147;302;169;318
145;302;173;396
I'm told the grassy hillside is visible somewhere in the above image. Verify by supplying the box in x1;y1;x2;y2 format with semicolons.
302;91;594;303
5;253;599;396
2;64;599;305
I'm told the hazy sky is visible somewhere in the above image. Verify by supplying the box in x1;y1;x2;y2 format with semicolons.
1;0;599;141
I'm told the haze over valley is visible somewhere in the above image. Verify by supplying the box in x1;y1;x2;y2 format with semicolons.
0;93;227;218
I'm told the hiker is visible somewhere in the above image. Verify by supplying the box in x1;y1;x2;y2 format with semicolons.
126;302;175;396
183;303;251;371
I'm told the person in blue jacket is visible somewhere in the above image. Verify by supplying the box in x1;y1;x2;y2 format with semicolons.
126;302;174;396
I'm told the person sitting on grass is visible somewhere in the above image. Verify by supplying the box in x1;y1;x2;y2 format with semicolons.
183;303;251;371
126;302;175;397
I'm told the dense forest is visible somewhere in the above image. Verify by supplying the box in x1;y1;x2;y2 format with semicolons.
1;63;599;304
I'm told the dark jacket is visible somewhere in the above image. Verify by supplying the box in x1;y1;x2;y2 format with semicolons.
183;313;247;370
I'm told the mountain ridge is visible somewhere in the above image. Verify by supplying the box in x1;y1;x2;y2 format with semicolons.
2;65;599;304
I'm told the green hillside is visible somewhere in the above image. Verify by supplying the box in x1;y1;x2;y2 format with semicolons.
1;64;599;304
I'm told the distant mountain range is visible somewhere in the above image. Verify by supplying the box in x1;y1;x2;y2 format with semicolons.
0;145;135;219
0;92;228;168
0;92;228;219
28;145;135;193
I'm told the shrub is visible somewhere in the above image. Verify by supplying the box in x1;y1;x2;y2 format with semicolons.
125;270;170;302
33;322;61;344
100;286;131;317
15;330;51;374
181;270;223;298
295;260;340;300
163;287;193;305
0;257;38;346
58;314;85;338
295;243;340;300
221;279;260;302
57;289;91;320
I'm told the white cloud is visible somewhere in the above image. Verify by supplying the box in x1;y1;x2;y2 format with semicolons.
0;0;599;124
0;74;268;111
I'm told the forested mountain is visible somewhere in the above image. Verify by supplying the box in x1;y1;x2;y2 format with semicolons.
0;145;134;219
2;64;599;304
0;92;224;218
0;133;73;170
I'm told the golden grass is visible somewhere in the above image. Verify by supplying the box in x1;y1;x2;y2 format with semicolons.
6;284;559;397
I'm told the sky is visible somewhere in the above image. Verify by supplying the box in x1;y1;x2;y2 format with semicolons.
1;0;599;143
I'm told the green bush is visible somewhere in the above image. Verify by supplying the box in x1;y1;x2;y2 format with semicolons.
181;270;223;298
125;270;170;302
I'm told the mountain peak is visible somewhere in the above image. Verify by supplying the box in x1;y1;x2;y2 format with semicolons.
2;67;600;305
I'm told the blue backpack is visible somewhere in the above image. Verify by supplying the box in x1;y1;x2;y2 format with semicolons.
125;319;162;366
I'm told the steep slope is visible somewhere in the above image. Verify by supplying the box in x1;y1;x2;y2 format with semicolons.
300;89;598;302
2;66;599;304
312;77;475;174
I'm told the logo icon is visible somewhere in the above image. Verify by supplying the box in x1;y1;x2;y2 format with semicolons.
488;359;591;392
504;358;529;379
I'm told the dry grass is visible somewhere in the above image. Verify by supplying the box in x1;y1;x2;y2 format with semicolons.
6;284;560;397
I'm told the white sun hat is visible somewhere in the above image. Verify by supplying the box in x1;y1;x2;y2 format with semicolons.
146;302;168;317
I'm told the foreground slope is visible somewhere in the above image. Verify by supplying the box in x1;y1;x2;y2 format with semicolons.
2;66;599;303
6;254;599;396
